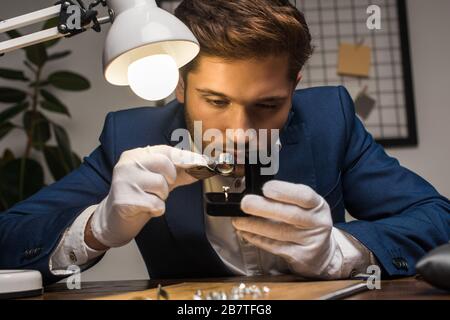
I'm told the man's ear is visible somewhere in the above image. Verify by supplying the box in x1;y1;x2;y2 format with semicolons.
294;72;303;88
175;75;185;104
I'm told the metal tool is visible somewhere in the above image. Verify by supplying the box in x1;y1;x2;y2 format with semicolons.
186;153;237;180
156;284;169;300
191;283;271;300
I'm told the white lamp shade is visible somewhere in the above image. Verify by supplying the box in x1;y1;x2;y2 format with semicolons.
103;0;200;86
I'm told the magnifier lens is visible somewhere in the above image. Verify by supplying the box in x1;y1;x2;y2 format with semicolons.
215;153;235;175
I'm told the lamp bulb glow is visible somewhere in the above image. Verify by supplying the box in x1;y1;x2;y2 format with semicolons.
127;54;179;101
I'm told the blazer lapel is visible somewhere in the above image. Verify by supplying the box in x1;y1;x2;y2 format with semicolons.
275;111;317;190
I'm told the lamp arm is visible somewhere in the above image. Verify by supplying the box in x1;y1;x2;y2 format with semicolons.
0;0;113;55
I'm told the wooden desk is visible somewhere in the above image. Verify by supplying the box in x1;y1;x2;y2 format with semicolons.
26;276;450;300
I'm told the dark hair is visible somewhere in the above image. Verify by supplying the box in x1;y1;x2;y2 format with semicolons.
175;0;313;81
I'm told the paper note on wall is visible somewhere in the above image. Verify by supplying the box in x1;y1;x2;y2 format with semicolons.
337;43;372;77
354;86;376;120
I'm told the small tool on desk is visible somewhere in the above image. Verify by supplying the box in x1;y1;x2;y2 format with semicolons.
156;284;170;300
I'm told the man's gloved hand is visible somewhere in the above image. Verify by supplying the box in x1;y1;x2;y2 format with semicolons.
90;145;208;248
232;180;342;279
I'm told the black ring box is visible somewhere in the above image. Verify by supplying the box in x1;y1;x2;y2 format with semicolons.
205;162;274;217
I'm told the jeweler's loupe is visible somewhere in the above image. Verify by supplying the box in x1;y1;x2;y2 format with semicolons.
186;153;236;180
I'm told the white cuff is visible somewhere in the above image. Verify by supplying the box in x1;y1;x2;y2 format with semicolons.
49;204;107;275
323;227;377;279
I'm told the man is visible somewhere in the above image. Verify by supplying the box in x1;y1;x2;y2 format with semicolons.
0;0;449;286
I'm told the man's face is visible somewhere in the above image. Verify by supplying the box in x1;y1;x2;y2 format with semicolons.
175;54;301;158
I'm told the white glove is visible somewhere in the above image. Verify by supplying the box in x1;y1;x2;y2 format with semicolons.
90;145;208;248
232;180;342;279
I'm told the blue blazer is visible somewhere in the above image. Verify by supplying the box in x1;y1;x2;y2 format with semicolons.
1;86;449;285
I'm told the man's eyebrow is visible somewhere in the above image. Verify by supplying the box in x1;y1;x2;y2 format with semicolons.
196;88;229;98
196;88;289;102
255;95;289;102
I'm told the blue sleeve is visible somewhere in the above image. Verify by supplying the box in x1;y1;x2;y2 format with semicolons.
334;86;450;277
0;113;116;285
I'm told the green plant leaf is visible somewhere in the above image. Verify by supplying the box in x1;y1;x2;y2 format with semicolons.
48;71;90;91
0;68;29;81
40;100;71;117
40;89;61;104
43;146;68;181
73;152;81;167
23;111;51;150
25;44;48;67
47;50;72;61
0;148;14;210
0;158;44;209
40;89;70;117
0;102;29;124
23;60;37;73
0;149;15;172
52;123;75;168
43;146;80;181
42;17;61;48
0;87;27;103
0;122;15;139
0;149;15;164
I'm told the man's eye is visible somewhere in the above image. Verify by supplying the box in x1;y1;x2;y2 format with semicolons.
206;99;229;107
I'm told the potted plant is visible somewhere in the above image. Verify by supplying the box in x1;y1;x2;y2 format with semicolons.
0;18;90;211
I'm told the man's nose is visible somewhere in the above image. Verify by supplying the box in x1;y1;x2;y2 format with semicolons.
225;107;257;147
227;106;252;133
